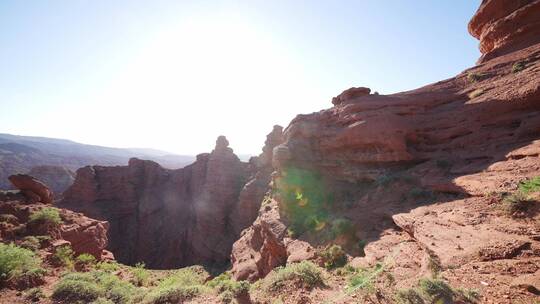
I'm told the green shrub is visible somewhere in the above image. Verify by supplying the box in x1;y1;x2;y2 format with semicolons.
52;271;138;304
91;298;115;304
455;288;480;302
512;61;525;73
0;243;45;282
24;287;44;302
319;245;347;269
501;192;531;216
53;245;74;268
76;253;96;270
29;207;62;226
131;262;150;286
266;261;324;291
467;72;484;82
207;272;250;298
142;266;209;304
96;261;121;273
395;288;425;304
347;263;384;293
518;176;540;194
418;278;454;302
20;236;41;251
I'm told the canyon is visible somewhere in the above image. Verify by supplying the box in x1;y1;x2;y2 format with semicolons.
1;0;540;303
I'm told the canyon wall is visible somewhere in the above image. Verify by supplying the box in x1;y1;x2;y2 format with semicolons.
59;132;282;268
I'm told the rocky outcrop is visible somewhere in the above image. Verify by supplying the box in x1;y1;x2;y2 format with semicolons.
60;136;267;268
8;174;54;204
28;166;75;197
0;189;110;259
331;87;371;105
230;0;540;291
469;0;540;62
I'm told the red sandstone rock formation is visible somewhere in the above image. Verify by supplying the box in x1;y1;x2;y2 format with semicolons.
59;135;270;268
469;0;540;63
331;87;371;105
0;189;110;259
8;174;54;204
230;2;540;298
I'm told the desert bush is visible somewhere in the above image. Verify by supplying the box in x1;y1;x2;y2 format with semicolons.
467;72;484;82
347;263;384;293
91;298;115;304
20;236;41;251
265;261;324;291
75;253;96;270
24;287;44;302
53;245;74;268
395;278;479;304
512;61;525;73
455;288;480;302
0;243;45;283
131;262;150;286
319;244;347;269
96;261;121;273
418;278;454;302
518;176;540;194
207;272;250;303
29;207;62;226
501;191;532;216
141;266;209;304
52;271;138;304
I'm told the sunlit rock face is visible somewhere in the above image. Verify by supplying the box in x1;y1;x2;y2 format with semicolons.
468;0;540;63
60;129;284;269
231;0;540;282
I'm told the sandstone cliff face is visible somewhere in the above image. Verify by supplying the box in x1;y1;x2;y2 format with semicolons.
230;1;540;300
468;0;540;63
60;133;282;268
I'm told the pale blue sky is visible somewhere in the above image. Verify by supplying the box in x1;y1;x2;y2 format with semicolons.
0;1;480;155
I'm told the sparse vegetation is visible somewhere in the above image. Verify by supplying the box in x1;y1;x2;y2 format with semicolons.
512;61;526;73
96;261;121;273
20;236;41;251
467;72;485;82
53;245;74;269
318;244;347;269
0;214;18;224
29;207;62;226
396;278;479;304
75;253;96;270
265;261;324;291
141;266;209;304
468;88;484;99
52;271;139;304
518;176;540;194
347;263;384;293
206;272;250;303
131;262;150;286
0;243;45;284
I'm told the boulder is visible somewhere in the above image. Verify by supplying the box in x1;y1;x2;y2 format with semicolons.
8;174;54;204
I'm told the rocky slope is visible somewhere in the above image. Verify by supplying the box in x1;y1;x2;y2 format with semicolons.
229;0;540;302
58;132;282;269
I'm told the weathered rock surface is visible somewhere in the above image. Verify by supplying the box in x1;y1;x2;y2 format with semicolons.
469;0;540;63
59;133;280;268
230;2;540;301
331;87;371;105
0;190;110;259
8;174;54;204
28;165;75;197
